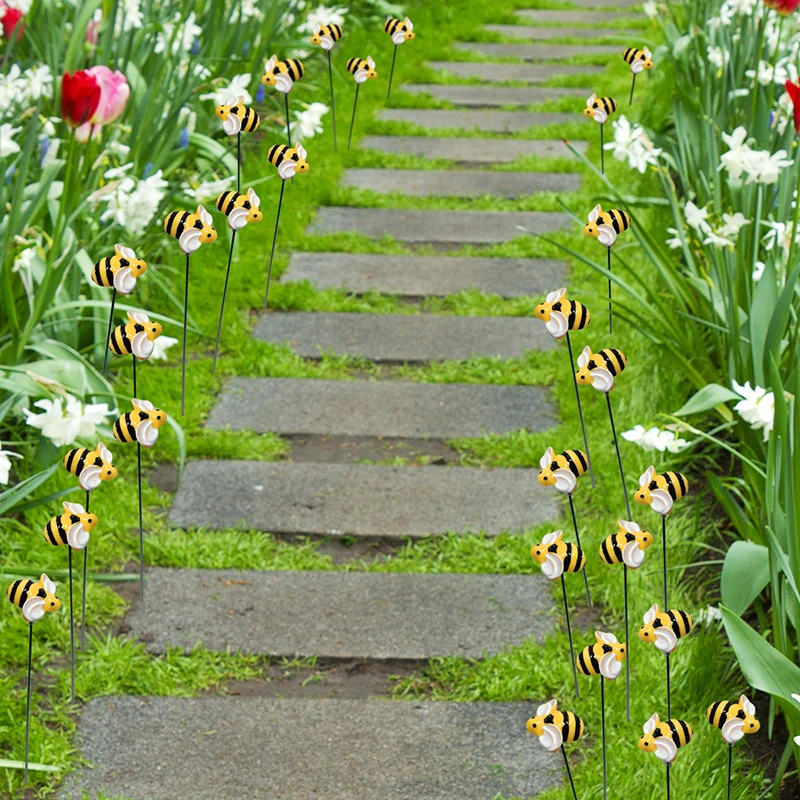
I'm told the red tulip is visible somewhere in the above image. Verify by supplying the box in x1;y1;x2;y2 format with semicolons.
786;80;800;133
765;0;800;13
1;7;24;40
61;71;101;130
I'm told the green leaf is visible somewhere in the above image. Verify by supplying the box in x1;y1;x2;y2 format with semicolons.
0;759;60;773
721;541;770;614
674;384;740;417
0;463;59;515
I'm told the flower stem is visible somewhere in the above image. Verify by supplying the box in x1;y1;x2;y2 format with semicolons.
786;148;800;271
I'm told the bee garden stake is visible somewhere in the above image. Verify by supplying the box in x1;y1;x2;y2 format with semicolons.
584;205;630;334
623;46;653;105
534;289;595;489
526;699;584;800
92;244;147;376
44;502;96;703
212;187;263;373
262;56;305;150
384;16;415;99
263;142;309;310
346;56;377;149
63;442;116;650
638;712;693;800
164;205;218;415
214;96;260;192
108;309;163;402
600;519;653;722
113;399;167;599
707;695;759;800
310;23;343;149
538;446;592;606
7;574;60;784
531;530;586;697
583;94;617;174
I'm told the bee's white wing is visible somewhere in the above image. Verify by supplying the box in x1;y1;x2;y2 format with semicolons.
576;346;592;369
541;530;562;546
132;398;154;411
587;204;602;223
643;713;659;735
98;442;113;463
22;596;45;623
649;488;674;516
622;540;646;568
544;288;566;304
552;468;578;494
536;699;556;717
275;72;294;94
595;630;618;645
539;447;554;470
41;574;56;594
631;57;645;74
593;107;608;124
367;56;375;69
67;521;90;550
589;367;615;393
129;310;150;325
545;310;568;340
78;465;102;491
227;205;250;230
197;205;213;226
405;17;413;30
653;736;678;763
113;267;136;295
296;141;307;160
586;93;596;108
721;718;745;744
277;160;297;180
136;419;159;447
392;29;407;44
131;331;155;360
644;47;652;58
597;223;618;247
619;519;640;533
223;113;242;136
539;724;563;752
179;227;203;254
643;603;659;625
354;67;369;84
541;552;563;580
63;501;85;514
741;696;756;716
599;651;622;680
115;244;137;260
654;627;678;653
265;55;277;71
248;187;261;208
639;466;655;487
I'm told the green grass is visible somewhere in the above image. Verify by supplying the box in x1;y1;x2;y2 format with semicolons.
0;0;771;798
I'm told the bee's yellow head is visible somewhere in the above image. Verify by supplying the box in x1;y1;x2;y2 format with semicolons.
638;624;654;643
147;321;163;341
583;106;595;118
102;464;118;482
526;716;545;736
294;155;309;173
310;30;322;45
534;302;552;321
150;409;168;429
530;544;547;565
575;365;593;385
537;469;554;486
82;513;98;532
638;530;654;548
203;225;218;244
642;57;654;69
638;732;658;752
261;70;277;87
635;486;652;505
43;593;61;613
405;29;416;40
584;221;600;238
215;103;231;121
248;207;263;224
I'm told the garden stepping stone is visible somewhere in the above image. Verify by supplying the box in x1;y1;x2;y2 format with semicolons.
308;207;573;243
125;569;554;658
206;378;555;438
403;83;589;106
252;311;555;361
63;697;558;800
360;134;588;162
516;9;640;22
567;0;641;6
281;252;567;297
428;60;604;81
485;23;639;39
342;168;580;197
453;42;621;60
377;108;574;132
168;461;557;538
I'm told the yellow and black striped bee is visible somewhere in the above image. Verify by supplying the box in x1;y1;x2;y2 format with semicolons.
638;713;692;763
7;573;60;623
109;310;163;361
635;465;688;516
538;446;588;494
707;696;760;744
575;346;627;393
113;398;167;448
531;530;586;580
44;501;97;550
310;22;343;50
638;603;693;654
623;46;653;74
534;288;590;340
63;442;117;492
384;16;415;45
216;187;262;231
267;142;309;181
214;95;261;136
583;93;617;124
584;204;630;247
346;56;377;83
164;205;217;254
577;631;626;680
91;244;147;296
526;699;585;753
262;55;305;93
600;519;653;569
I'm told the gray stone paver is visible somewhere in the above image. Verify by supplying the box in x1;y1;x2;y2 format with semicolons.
342;168;580;197
403;83;589;106
453;41;621;60
485;23;640;39
360;134;587;161
63;697;558;800
517;8;640;22
281;252;567;297
206;378;555;438
252;311;556;360
308;207;572;243
428;60;604;81
168;461;558;537
126;569;554;658
378;107;574;132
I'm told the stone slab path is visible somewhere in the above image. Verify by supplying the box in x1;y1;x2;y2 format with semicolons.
485;23;640;38
428;60;604;81
361;134;587;161
454;41;621;59
253;311;555;360
168;461;557;537
281;252;567;296
63;697;558;800
343;167;580;197
403;83;589;106
126;569;554;658
378;107;574;131
517;8;640;22
206;378;555;437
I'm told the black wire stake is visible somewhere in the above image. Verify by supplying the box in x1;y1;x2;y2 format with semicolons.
68;548;75;705
564;331;595;488
601;677;607;800
327;49;337;150
263;180;286;311
81;490;89;652
132;352;137;398
666;761;671;800
284;93;292;149
236;132;241;193
211;231;237;375
606;393;631;519
24;623;32;784
607;246;613;335
666;652;671;720
624;564;631;722
600;122;605;175
387;44;398;98
567;493;592;607
727;743;733;800
561;574;580;699
181;253;189;417
137;440;144;601
347;83;360;150
662;514;668;608
629;72;636;105
101;289;116;376
560;746;578;800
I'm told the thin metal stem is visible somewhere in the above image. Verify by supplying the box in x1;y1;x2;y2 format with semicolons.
68;548;75;704
624;564;631;722
565;331;595;488
327;49;337;150
607;246;613;335
561;574;580;699
666;652;671;720
284;93;292;149
348;82;360;150
81;491;89;652
137;442;144;601
101;289;116;376
236;132;241;193
727;743;733;800
132;353;137;399
606;393;631;519
601;677;607;800
600;122;605;174
666;762;671;800
662;514;668;608
24;624;32;785
630;72;636;105
182;253;189;417
212;231;237;374
263;180;286;311
561;746;578;800
387;45;398;99
568;493;592;607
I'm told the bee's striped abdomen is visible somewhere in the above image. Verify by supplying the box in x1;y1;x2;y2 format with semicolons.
552;299;590;331
561;543;585;573
92;257;115;288
109;321;141;355
662;471;688;500
164;210;193;241
384;18;405;36
240;107;260;132
623;47;644;64
600;533;630;565
577;645;602;676
281;59;304;81
595;96;617;114
346;57;366;75
267;144;291;167
594;348;627;376
113;413;139;444
217;191;244;216
600;209;630;233
558;449;588;478
707;702;737;729
7;579;36;608
562;712;584;742
660;719;693;747
64;447;92;478
321;23;342;41
44;515;72;546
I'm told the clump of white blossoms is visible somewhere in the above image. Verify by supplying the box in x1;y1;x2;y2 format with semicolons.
92;166;169;237
621;425;692;453
155;11;201;55
199;74;253;107
731;380;775;441
186;176;234;202
23;395;116;448
0;445;22;485
604;115;662;173
297;4;347;34
287;102;328;139
151;336;179;361
719;126;794;185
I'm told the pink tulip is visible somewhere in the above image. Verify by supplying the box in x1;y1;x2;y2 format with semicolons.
74;65;129;142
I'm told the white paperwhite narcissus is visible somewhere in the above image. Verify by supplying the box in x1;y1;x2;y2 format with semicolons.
23;395;116;447
94;169;169;236
150;335;179;361
683;201;712;235
731;380;775;441
0;123;21;158
604;115;661;173
187;176;235;202
621;425;691;453
287;102;328;139
719;126;750;180
155;11;202;55
0;446;22;484
199;74;253;108
718;212;750;238
297;4;347;34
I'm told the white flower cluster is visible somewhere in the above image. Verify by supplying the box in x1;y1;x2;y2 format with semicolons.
732;380;774;441
707;0;760;28
674;200;750;249
92;165;169;236
23;395;115;448
114;0;144;33
0;445;22;485
297;4;347;34
621;425;692;453
0;63;54;111
604;115;662;173
287;102;329;139
719;126;794;185
155;11;201;55
199;74;253;107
